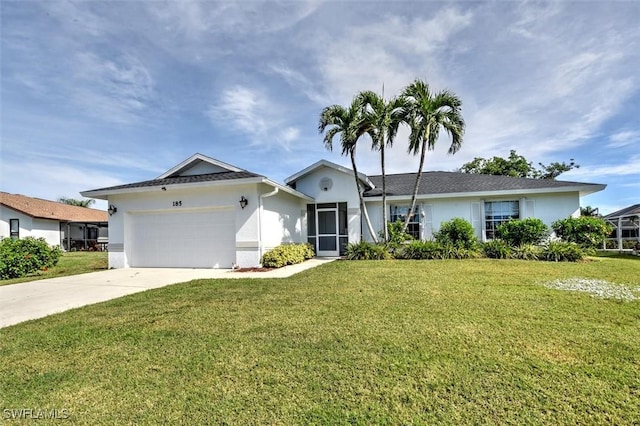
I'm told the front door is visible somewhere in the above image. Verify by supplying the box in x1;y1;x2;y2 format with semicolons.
317;207;339;256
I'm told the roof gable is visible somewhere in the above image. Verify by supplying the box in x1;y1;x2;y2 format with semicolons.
285;159;375;190
157;153;243;179
0;192;107;222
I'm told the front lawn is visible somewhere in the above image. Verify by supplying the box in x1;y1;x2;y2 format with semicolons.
0;251;108;286
1;258;638;424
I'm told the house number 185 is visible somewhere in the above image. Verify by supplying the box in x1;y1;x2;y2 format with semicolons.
172;201;182;207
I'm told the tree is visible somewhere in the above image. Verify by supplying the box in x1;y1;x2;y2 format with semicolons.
319;97;379;243
58;197;95;208
460;150;579;179
357;90;409;241
401;79;465;233
580;206;600;217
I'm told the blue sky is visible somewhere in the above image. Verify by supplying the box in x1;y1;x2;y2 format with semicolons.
1;1;638;214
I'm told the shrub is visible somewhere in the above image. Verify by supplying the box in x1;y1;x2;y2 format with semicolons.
511;243;542;260
440;243;481;259
496;218;549;246
482;240;512;259
345;242;392;260
261;243;315;268
434;218;478;250
381;220;413;250
552;216;613;248
396;240;444;260
541;241;585;262
0;237;62;280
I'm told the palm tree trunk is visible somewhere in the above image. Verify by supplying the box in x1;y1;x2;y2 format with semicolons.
381;142;388;242
350;149;378;243
403;138;427;234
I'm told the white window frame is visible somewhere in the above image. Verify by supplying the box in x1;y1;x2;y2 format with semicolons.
390;204;422;240
484;200;519;240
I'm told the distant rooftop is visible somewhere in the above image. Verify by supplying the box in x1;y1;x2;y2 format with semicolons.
0;192;107;222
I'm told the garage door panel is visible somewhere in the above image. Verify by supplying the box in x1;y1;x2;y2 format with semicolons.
128;208;235;268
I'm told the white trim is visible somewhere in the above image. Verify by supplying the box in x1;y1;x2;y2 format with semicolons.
363;184;606;202
284;159;375;190
81;177;314;201
157;153;243;178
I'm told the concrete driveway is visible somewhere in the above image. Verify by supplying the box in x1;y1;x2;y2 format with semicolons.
0;258;335;329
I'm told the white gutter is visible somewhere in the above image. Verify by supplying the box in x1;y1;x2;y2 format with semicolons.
257;187;279;264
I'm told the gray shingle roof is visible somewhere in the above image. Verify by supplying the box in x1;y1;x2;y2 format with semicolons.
363;172;602;197
603;204;640;219
86;171;262;193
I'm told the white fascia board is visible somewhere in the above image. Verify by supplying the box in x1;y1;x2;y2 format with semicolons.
363;184;606;203
156;153;243;179
81;177;315;201
285;159;375;190
261;178;315;201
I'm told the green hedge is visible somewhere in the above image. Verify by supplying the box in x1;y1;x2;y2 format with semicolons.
345;242;392;260
0;237;62;280
434;218;479;250
496;218;549;246
552;216;613;248
261;243;315;268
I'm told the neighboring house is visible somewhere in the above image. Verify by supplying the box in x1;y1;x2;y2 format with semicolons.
603;204;640;249
81;153;605;269
0;192;108;250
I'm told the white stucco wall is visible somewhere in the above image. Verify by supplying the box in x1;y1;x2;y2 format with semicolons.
292;165;362;243
105;182;298;268
0;206;61;246
364;191;582;242
260;186;306;254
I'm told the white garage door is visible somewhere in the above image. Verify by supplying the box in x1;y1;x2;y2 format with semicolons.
128;207;235;268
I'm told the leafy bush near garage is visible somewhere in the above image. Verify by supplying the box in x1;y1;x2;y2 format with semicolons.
345;242;392;260
0;237;62;279
261;243;315;268
552;216;613;249
434;218;479;250
541;241;585;262
496;218;549;246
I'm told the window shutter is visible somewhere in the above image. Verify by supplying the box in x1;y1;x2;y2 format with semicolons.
525;200;535;218
423;204;433;240
471;202;483;241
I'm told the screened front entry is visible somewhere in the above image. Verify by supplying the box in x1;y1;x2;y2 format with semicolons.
307;202;348;256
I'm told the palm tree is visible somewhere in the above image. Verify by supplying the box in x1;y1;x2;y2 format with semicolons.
401;79;465;233
319;97;379;243
357;90;409;241
58;197;95;208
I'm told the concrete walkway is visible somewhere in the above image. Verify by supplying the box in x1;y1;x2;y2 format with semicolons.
0;258;336;329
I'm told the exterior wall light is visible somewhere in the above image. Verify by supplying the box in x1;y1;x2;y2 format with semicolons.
108;204;118;216
239;196;248;209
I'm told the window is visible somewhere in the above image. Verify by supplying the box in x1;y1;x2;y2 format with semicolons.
390;205;421;240
9;219;19;239
484;201;519;240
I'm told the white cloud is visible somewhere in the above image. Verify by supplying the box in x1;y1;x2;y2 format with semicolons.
608;130;640;148
207;85;302;151
563;155;640;179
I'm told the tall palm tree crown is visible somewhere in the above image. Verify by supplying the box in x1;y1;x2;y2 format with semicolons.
356;90;409;241
401;79;465;233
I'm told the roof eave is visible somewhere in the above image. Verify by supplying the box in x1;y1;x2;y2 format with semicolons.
363;184;606;201
82;176;314;201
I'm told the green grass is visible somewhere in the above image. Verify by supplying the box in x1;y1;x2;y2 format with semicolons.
0;251;108;286
1;258;639;424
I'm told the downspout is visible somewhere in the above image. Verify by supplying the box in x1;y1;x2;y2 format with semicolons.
258;187;279;264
